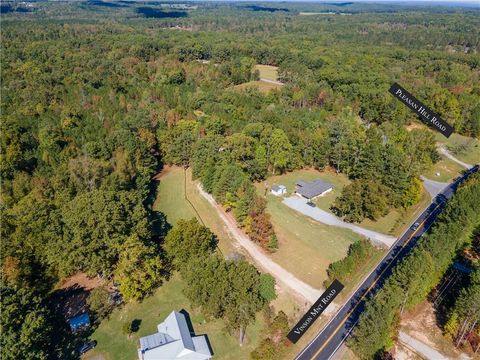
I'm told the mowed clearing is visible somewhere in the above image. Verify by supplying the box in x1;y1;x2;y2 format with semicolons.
423;156;465;183
233;80;282;93
233;64;283;93
153;166;238;255
255;64;279;81
435;132;480;165
257;169;363;289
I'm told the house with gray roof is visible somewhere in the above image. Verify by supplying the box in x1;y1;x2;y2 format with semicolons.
295;179;333;200
138;311;212;360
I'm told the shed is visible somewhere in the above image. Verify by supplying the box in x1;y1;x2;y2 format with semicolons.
271;185;287;196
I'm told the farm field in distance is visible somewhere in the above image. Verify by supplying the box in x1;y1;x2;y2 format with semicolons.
233;64;283;93
255;64;279;81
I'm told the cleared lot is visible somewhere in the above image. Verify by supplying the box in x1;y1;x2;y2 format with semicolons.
283;196;396;247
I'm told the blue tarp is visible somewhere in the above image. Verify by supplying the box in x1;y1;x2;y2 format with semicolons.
69;313;90;332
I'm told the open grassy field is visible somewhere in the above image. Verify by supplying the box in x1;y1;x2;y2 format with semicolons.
257;169;364;289
435;132;480;165
255;64;279;81
233;80;282;93
84;274;266;360
153;166;238;256
423;156;465;182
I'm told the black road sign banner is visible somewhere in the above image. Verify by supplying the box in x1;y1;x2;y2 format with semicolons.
389;83;453;138
287;280;344;344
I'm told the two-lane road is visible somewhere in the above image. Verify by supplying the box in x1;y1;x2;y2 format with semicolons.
295;166;479;360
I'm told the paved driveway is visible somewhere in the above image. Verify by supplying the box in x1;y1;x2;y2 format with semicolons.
420;175;449;198
282;196;396;247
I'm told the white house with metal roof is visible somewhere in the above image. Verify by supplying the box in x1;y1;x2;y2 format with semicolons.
138;311;212;360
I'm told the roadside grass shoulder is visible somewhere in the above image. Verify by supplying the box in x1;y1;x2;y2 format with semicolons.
435;132;480;165
423;157;464;182
84;274;265;360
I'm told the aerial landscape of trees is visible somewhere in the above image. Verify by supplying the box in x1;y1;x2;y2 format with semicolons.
1;0;479;358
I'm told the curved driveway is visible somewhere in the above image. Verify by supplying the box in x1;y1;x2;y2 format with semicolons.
197;184;325;305
282;197;396;247
437;146;473;169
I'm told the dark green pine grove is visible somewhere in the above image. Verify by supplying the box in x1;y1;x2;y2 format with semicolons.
1;2;479;358
349;173;480;359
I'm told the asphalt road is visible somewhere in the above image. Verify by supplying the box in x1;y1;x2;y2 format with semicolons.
295;165;479;360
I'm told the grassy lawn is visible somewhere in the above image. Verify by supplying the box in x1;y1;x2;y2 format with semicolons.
257;169;363;289
233;80;282;93
262;167;430;237
359;187;431;236
435;132;480;165
84;274;265;360
255;64;279;81
423;156;465;182
153;166;238;256
260;167;351;212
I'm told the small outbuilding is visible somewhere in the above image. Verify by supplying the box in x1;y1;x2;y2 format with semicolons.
271;185;287;196
295;179;333;200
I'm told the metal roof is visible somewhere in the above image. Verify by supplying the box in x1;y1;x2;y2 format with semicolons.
295;179;332;199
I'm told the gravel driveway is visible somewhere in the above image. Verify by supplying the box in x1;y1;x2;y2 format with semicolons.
437;146;473;169
197;184;327;306
398;331;451;360
282;196;396;247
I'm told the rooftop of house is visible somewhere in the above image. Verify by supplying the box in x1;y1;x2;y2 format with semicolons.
138;311;211;360
295;179;332;199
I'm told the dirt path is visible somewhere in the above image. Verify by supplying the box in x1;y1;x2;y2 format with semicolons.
260;78;284;86
197;184;325;306
437;146;473;169
283;196;396;248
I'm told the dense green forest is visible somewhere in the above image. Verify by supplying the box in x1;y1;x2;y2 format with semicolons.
1;1;479;358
